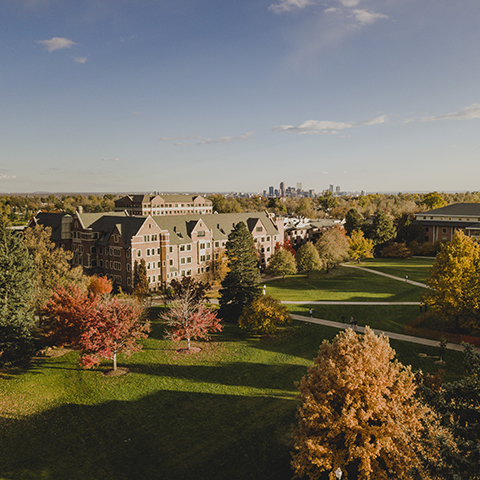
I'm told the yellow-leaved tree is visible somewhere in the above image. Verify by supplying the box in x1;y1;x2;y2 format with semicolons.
348;230;374;263
292;327;448;480
423;230;480;332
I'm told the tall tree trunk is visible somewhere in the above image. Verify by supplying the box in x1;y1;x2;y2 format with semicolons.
113;352;117;371
187;336;191;350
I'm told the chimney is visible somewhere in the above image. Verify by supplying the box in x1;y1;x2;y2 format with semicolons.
77;206;83;214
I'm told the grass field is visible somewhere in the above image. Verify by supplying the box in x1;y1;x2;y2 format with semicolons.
0;319;464;480
357;257;435;284
265;266;425;303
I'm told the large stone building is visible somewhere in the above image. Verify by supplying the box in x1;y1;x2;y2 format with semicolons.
415;203;480;243
114;194;213;216
31;210;283;292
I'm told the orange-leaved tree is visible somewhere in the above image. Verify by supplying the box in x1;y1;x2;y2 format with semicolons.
292;327;448;480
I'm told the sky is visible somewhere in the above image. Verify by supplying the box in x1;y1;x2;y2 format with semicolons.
1;0;480;194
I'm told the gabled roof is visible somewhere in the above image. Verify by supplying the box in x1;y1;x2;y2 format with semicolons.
31;212;67;241
418;203;480;216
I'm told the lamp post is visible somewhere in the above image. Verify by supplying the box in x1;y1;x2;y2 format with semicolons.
335;467;342;479
263;284;266;295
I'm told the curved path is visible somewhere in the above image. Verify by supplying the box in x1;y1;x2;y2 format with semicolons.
291;314;479;353
283;301;419;305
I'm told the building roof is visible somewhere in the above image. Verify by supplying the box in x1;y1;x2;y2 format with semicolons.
30;212;67;241
418;203;480;216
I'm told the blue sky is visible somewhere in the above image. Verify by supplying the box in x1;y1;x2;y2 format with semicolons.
1;0;480;194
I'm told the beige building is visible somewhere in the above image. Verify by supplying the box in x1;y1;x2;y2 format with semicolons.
114;194;213;216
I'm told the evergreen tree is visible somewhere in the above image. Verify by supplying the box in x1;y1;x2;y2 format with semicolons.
219;222;260;322
344;208;364;235
133;259;149;300
366;211;396;247
0;220;36;365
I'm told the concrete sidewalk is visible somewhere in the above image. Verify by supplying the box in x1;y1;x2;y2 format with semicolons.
343;264;432;289
291;314;478;352
283;301;419;305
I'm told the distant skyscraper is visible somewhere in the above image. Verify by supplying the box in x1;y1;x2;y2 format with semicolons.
336;185;340;194
297;182;302;192
269;186;274;197
280;182;285;197
329;184;334;193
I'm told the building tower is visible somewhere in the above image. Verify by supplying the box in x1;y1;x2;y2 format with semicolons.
280;182;285;197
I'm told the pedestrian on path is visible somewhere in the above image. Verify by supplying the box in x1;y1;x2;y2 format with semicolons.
350;316;354;327
341;314;345;324
309;308;313;317
354;319;358;330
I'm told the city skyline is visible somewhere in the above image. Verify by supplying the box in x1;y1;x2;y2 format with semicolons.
2;1;480;194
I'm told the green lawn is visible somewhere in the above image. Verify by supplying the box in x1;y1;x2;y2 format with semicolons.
357;257;435;284
0;320;464;480
265;266;424;303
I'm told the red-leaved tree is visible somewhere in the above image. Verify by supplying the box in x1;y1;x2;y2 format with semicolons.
40;283;100;346
78;297;150;371
161;301;222;350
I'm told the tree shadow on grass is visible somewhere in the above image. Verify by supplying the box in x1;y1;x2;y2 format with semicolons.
0;390;296;480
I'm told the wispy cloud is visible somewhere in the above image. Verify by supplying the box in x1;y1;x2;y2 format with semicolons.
132;111;145;116
198;132;254;145
338;0;361;7
269;0;314;14
36;37;77;52
0;173;16;180
421;104;480;122
272;114;387;135
351;9;388;26
73;56;87;64
161;132;254;146
101;157;120;162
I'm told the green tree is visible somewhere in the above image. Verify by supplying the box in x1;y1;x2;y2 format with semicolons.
344;208;364;235
133;259;149;300
239;294;291;335
23;225;85;311
0;221;36;365
219;222;261;322
423;231;480;332
315;226;350;273
318;191;338;210
266;248;297;280
367;211;396;247
348;230;374;262
295;242;322;277
292;327;447;480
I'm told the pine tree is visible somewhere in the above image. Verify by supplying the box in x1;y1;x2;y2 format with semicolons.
219;222;261;322
133;258;149;299
0;220;36;365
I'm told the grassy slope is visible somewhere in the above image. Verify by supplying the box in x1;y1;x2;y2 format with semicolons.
358;257;435;284
0;320;463;480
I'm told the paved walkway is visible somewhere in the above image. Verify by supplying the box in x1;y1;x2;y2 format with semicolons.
283;301;419;305
291;314;479;352
343;264;432;289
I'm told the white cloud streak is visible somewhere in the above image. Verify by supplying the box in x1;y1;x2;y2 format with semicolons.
269;0;314;14
0;174;16;180
351;9;388;25
272;114;387;135
73;56;87;64
198;132;254;145
421;104;480;122
161;132;254;146
36;37;77;52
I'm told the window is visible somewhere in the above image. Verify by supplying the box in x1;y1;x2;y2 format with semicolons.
180;245;185;252
79;245;84;253
169;259;173;266
152;276;156;283
186;244;191;251
197;231;205;237
143;235;150;242
157;248;161;255
200;255;206;262
137;250;141;257
200;243;205;249
425;227;430;232
105;260;109;268
442;228;447;233
181;258;186;264
186;269;191;276
266;236;270;241
127;263;131;272
256;227;262;232
114;262;121;270
147;249;150;256
206;242;210;249
92;232;99;240
158;262;161;268
206;254;210;261
215;241;220;248
99;260;104;267
169;246;173;253
98;247;103;254
91;260;97;267
91;246;97;254
186;257;192;263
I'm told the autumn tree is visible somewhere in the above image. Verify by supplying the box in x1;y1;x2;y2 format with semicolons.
295;242;322;277
167;276;211;304
23;225;85;311
239;294;291;335
0;220;36;365
219;222;261;322
266;248;297;280
292;327;447;480
161;301;222;350
348;230;374;263
422;191;447;211
40;283;100;346
315;226;350;273
423;230;480;332
87;275;113;296
79;297;149;371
